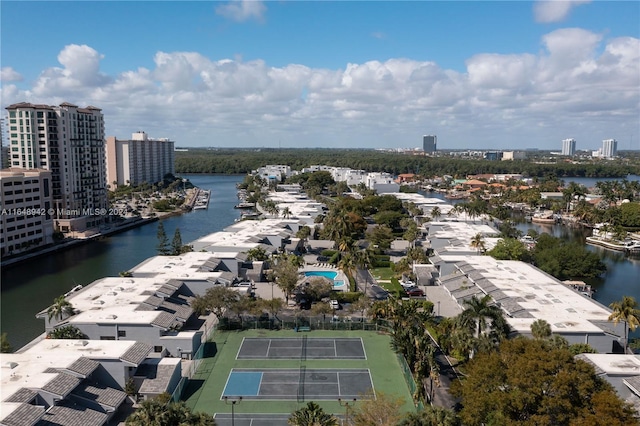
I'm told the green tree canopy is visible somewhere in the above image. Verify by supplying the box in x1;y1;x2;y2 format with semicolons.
192;286;241;319
47;325;88;339
452;338;637;426
288;401;338;426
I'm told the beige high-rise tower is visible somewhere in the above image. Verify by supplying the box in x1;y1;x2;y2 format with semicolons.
5;102;107;231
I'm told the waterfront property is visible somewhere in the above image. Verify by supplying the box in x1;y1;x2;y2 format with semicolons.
5;102;108;233
0;168;54;257
105;131;175;188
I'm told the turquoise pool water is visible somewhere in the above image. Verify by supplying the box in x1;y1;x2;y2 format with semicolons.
304;271;338;280
304;271;345;288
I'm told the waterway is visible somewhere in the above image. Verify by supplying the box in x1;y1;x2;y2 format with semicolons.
0;174;244;350
2;174;639;350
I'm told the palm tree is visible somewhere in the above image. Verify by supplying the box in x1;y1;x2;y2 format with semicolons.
460;295;505;357
470;233;486;254
281;206;292;219
355;249;374;294
288;402;338;426
608;296;640;351
47;295;75;322
430;206;442;221
530;319;552;340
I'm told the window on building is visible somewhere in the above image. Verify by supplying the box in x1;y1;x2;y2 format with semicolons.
118;330;126;337
100;336;116;341
154;346;163;353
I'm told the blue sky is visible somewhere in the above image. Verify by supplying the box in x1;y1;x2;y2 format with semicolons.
1;1;639;150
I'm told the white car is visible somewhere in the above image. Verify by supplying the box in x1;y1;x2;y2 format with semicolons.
401;281;415;289
329;300;340;310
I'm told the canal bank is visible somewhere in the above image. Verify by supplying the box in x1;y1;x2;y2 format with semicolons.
0;174;244;350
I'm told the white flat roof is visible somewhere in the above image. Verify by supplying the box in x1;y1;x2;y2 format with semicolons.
1;339;137;403
579;354;640;375
438;255;612;334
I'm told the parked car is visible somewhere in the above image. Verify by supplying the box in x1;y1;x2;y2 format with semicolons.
406;287;425;297
400;281;415;289
329;299;341;310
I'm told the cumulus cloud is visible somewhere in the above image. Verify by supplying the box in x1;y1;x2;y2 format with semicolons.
534;0;591;23
2;28;638;149
215;0;266;23
1;67;23;82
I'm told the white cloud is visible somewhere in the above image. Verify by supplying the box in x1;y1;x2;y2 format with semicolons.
534;0;591;23
0;67;23;82
215;0;266;23
2;28;638;149
371;32;387;40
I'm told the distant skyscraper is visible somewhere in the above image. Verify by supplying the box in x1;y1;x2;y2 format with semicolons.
602;139;617;158
423;135;437;152
106;131;175;188
562;138;576;156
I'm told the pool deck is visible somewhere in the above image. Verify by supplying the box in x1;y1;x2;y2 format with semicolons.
301;265;348;291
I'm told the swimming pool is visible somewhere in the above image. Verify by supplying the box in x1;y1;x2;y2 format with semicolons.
304;271;345;289
304;271;338;280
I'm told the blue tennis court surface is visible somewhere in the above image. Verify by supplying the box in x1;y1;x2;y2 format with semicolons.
222;371;262;397
221;368;373;400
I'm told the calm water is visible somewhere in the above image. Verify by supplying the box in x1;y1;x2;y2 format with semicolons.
0;175;243;350
2;174;639;350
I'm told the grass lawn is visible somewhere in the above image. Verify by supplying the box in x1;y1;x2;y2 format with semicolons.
183;329;416;417
370;267;396;281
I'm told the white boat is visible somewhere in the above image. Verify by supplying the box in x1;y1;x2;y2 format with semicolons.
193;190;211;210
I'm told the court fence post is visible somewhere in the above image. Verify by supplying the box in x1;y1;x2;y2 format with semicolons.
224;396;242;426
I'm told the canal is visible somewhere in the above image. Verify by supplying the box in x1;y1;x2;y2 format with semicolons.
1;174;244;350
2;174;639;350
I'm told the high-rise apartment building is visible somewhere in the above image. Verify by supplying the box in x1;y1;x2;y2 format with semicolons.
423;135;437;153
0;169;54;256
5;102;107;231
105;131;175;188
602;139;618;158
562;138;576;156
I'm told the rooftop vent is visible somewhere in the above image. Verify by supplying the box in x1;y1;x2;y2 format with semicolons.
3;362;18;369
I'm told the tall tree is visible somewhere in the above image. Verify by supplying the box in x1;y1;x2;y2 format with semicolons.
469;233;486;254
269;254;301;303
460;295;507;357
288;402;338;426
430;206;442;221
47;295;75;322
156;221;171;255
192;286;240;319
171;227;183;255
608;296;640;351
351;392;405;426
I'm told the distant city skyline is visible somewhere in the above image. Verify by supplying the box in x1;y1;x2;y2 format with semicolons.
1;1;638;150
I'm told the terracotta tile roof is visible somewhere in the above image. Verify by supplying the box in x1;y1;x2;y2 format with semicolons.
3;387;38;403
71;383;127;409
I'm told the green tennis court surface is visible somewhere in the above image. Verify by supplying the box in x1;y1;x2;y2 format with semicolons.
237;337;366;360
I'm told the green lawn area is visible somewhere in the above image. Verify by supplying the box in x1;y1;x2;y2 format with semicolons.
183;329;416;418
370;267;396;280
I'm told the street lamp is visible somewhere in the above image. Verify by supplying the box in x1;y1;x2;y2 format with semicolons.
223;396;242;426
338;398;356;426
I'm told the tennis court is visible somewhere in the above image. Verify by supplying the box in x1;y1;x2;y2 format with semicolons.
236;337;366;360
221;368;374;400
